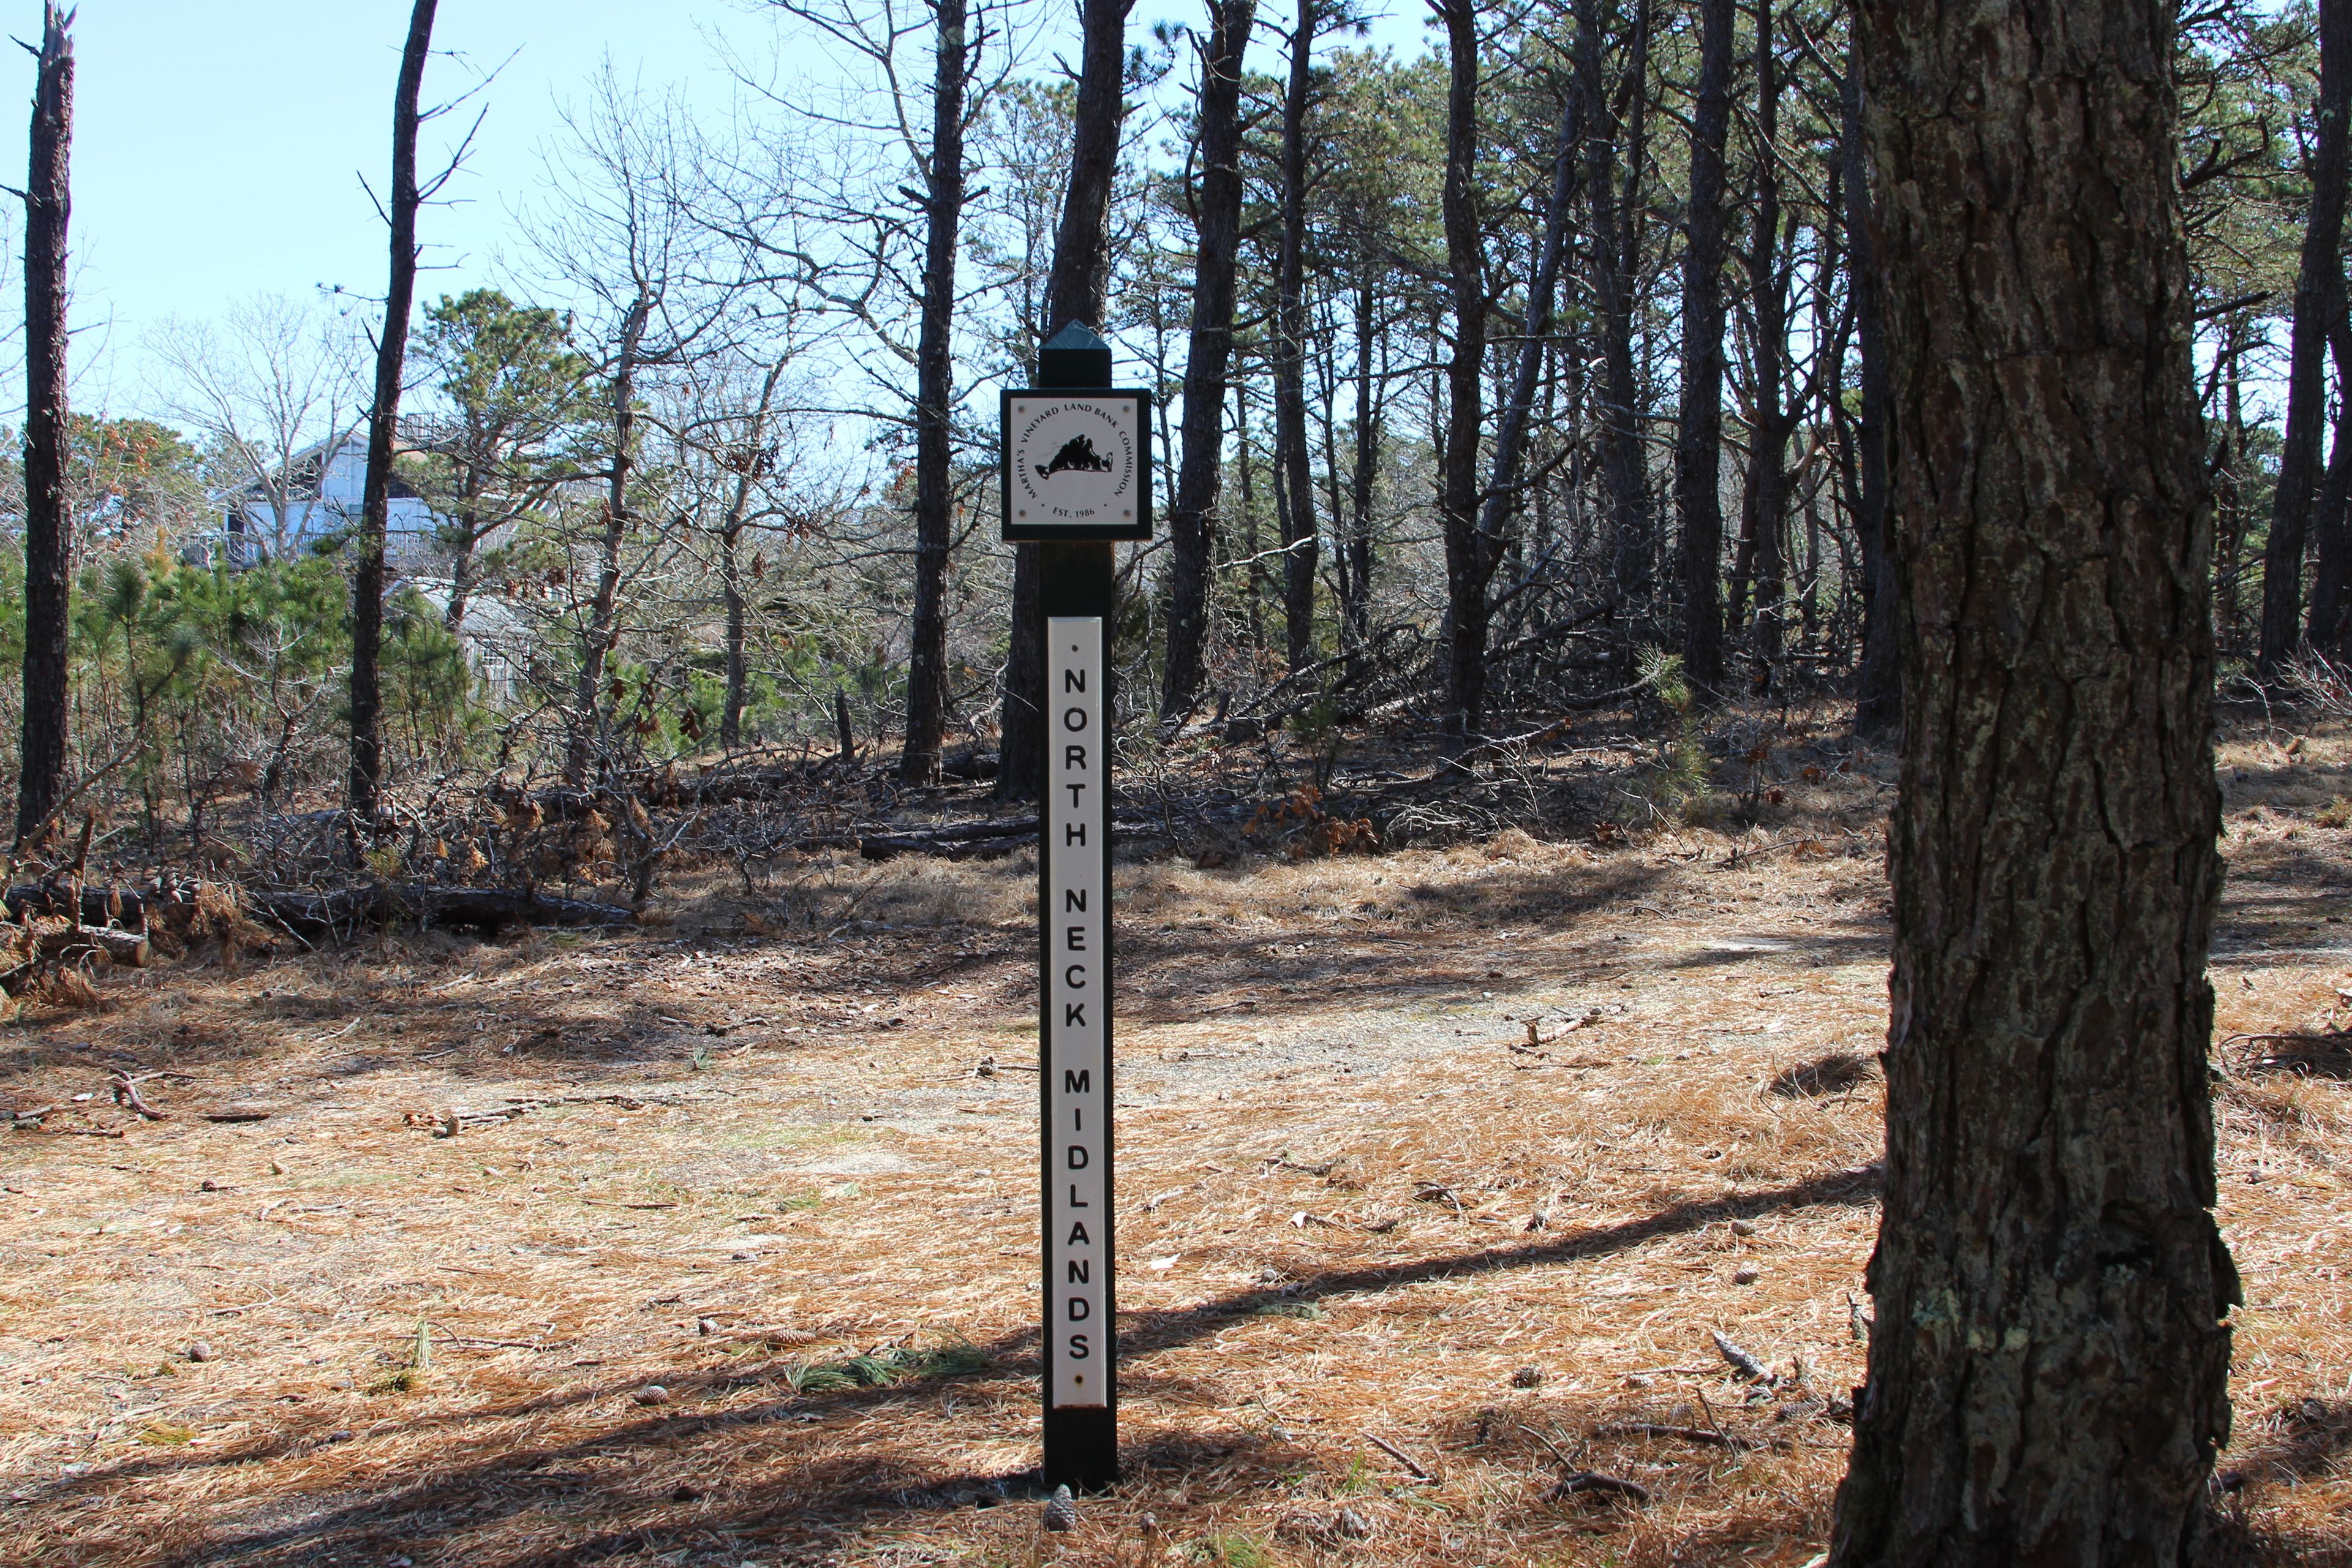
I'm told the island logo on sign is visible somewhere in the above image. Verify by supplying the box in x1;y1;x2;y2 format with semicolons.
1036;434;1114;480
1002;391;1150;540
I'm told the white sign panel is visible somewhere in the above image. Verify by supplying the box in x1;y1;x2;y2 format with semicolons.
1004;393;1149;540
1046;615;1109;1409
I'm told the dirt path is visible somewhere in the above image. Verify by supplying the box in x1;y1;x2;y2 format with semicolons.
0;733;2345;1566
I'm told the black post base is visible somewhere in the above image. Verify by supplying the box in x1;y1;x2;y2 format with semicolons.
1042;1404;1119;1491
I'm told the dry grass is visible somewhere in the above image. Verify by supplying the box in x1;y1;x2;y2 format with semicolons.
0;715;2343;1566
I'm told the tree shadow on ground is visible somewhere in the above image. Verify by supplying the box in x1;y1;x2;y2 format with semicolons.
16;1163;1880;1567
1117;1163;1881;1358
1657;930;1887;971
2230;1396;2352;1487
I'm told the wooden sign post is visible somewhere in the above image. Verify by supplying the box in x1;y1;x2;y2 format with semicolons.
1004;323;1148;1491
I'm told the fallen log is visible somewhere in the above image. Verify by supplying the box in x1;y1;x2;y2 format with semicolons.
856;814;1174;861
0;922;153;992
45;926;148;967
7;881;632;941
246;884;637;939
4;881;174;927
858;817;1041;861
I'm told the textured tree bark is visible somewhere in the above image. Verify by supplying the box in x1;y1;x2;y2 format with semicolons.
1674;0;1733;699
1830;2;2237;1562
1434;0;1489;744
350;0;437;830
902;0;973;782
13;4;72;851
1844;51;1899;737
2258;0;2352;678
1000;0;1133;801
1159;0;1259;722
1272;0;1322;673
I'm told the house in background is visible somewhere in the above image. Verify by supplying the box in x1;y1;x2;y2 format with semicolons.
216;429;447;570
203;430;535;701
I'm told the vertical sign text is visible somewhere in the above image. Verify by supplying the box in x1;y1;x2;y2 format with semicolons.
1045;616;1110;1409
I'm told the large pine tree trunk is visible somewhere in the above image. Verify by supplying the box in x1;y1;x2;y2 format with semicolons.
2257;0;2352;679
1674;0;1733;698
1434;0;1490;743
1159;0;1258;722
350;0;437;829
14;4;72;851
1830;2;2237;1561
999;0;1132;801
1272;0;1321;674
902;0;972;783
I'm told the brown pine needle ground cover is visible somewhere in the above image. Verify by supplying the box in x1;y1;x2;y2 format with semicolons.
0;718;2346;1567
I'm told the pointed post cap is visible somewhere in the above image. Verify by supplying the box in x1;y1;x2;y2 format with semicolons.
1037;321;1113;389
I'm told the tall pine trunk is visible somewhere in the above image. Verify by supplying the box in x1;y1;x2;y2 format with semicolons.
1272;0;1321;673
902;0;972;782
1159;0;1257;720
14;4;71;851
2257;0;2352;678
1830;1;2236;1558
999;0;1132;800
1674;0;1733;698
1434;0;1489;742
350;0;437;830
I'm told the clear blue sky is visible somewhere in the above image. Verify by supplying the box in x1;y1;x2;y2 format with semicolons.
7;1;754;406
0;0;1430;412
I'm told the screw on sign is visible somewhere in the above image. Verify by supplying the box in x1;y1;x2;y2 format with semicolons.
1001;322;1148;1490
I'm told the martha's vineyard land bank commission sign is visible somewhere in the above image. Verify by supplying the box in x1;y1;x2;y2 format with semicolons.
1001;390;1152;543
1000;323;1142;1489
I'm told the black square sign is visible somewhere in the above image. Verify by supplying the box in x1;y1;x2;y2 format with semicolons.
1001;389;1153;543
